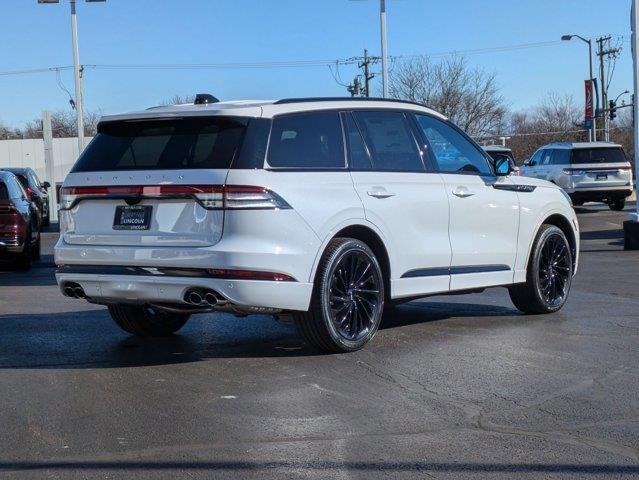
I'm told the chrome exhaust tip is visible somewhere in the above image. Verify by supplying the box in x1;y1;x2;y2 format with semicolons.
187;291;203;305
63;286;76;298
204;292;218;306
73;287;86;299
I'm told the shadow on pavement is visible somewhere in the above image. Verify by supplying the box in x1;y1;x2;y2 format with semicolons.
0;299;528;369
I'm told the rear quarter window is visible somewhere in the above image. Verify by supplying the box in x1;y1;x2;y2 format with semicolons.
267;112;345;169
72;117;248;172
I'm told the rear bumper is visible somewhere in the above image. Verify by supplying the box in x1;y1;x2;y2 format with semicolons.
55;272;313;311
0;238;25;254
569;188;633;202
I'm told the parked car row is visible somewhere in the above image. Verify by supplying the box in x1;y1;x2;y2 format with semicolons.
0;170;42;270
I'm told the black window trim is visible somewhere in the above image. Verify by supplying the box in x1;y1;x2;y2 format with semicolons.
341;111;374;171
411;112;497;177
263;110;348;171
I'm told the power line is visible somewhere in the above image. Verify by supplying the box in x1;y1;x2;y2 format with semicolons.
2;37;625;78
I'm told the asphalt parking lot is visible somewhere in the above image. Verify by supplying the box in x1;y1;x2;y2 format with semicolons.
0;204;637;479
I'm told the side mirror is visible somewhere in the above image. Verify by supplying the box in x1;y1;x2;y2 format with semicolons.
42;181;51;189
493;154;513;176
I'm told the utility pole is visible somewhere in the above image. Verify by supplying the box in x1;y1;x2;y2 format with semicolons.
380;0;389;98
358;49;376;97
596;35;621;142
70;0;85;152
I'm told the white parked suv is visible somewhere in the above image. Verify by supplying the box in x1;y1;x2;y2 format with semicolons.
55;96;579;352
520;142;633;210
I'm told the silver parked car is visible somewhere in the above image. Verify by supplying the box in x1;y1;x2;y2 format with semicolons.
520;142;633;210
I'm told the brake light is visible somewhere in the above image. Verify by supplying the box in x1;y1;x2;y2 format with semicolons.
59;185;290;210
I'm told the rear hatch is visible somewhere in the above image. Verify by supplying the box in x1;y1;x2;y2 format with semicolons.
568;147;632;188
60;116;247;247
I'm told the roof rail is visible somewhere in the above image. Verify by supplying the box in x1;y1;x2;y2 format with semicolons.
273;97;431;109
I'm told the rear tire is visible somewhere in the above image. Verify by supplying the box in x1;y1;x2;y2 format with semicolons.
509;225;573;315
608;198;625;211
108;304;190;337
293;238;384;353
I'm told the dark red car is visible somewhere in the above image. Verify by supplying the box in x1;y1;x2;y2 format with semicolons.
0;171;41;269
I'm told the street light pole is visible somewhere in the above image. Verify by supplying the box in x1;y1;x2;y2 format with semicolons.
562;34;596;142
70;0;85;152
380;0;389;98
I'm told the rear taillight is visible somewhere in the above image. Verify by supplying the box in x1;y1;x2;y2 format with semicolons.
59;185;290;211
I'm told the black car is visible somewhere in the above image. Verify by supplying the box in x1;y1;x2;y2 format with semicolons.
0;168;51;227
0;171;41;269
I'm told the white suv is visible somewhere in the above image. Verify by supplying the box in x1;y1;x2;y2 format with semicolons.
55;97;579;352
520;142;633;210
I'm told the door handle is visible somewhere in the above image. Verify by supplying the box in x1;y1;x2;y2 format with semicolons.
367;190;396;199
452;186;475;198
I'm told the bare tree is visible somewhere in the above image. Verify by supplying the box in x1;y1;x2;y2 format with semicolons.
389;56;507;137
0;122;20;140
160;94;196;106
19;110;100;139
502;94;587;163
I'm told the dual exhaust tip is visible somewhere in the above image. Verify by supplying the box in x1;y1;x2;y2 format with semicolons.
63;283;86;299
185;289;220;307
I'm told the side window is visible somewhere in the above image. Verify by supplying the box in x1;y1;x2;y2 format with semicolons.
530;149;544;166
267;112;345;169
540;149;554;166
353;111;424;172
415;114;492;175
342;112;372;170
552;149;570;165
0;182;8;200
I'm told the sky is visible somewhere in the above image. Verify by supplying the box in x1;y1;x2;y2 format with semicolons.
0;0;634;128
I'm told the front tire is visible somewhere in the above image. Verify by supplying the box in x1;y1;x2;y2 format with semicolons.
294;238;385;353
108;304;190;337
509;225;573;314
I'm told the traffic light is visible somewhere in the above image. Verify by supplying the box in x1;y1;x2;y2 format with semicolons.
609;100;617;120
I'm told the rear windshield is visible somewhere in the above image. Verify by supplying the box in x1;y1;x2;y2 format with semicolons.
571;147;627;164
72;117;248;172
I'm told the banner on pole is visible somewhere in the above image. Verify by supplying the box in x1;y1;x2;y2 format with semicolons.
584;79;594;121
